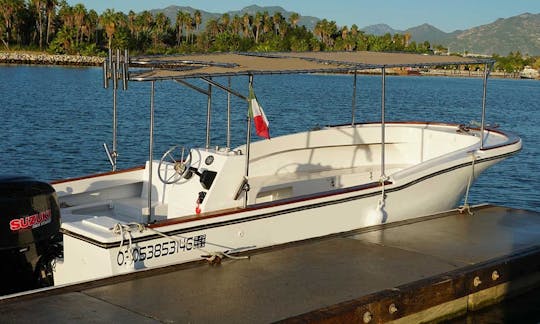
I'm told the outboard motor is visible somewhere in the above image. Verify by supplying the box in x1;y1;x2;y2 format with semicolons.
0;176;62;295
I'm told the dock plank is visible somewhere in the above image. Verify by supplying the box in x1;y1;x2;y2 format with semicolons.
352;205;540;264
81;238;458;323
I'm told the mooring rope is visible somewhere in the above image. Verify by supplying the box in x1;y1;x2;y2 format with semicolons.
112;222;145;264
458;152;477;215
378;175;388;214
144;226;250;262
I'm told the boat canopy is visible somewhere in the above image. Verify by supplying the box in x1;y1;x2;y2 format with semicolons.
128;51;493;81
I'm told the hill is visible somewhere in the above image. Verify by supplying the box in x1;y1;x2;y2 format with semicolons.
149;5;319;32
446;13;540;56
227;5;319;30
362;13;540;55
361;24;400;36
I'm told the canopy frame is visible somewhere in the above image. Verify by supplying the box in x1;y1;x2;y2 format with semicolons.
102;50;494;224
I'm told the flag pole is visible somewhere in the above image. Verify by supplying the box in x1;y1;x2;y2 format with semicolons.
244;75;254;208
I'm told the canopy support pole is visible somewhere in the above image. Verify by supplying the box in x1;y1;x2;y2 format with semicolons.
351;70;358;126
179;77;248;150
205;81;212;149
200;77;248;101
112;59;118;171
146;81;155;224
227;77;232;149
174;79;210;96
380;67;387;180
480;63;490;150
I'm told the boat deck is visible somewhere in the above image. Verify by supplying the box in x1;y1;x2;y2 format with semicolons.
1;205;540;323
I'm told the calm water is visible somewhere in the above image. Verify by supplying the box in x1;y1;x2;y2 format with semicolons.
1;66;539;320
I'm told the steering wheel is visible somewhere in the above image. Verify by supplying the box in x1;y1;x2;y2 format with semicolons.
158;145;193;184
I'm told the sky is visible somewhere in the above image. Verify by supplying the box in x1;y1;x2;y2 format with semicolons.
66;0;540;32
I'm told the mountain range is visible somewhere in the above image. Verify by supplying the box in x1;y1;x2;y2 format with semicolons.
150;5;320;31
363;13;540;56
151;6;540;56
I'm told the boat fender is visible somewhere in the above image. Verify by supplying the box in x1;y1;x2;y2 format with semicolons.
374;198;388;223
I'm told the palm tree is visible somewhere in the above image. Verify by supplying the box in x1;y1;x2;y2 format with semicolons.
45;0;58;45
194;10;201;32
231;15;242;36
314;19;337;48
421;40;431;53
86;9;98;43
32;0;46;49
288;12;300;28
0;0;24;49
313;21;320;36
262;12;272;36
175;10;185;44
136;10;153;42
278;20;288;38
404;32;411;47
153;12;169;47
340;26;357;51
206;18;219;38
314;20;323;45
127;10;136;38
72;3;86;45
57;1;74;30
391;34;404;51
253;12;262;43
184;13;193;44
100;8;117;49
220;13;230;32
341;26;348;40
242;13;251;39
272;12;283;36
350;24;359;37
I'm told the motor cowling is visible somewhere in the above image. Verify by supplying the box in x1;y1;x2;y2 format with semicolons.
0;176;62;295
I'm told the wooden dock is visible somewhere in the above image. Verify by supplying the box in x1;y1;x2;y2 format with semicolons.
1;205;539;323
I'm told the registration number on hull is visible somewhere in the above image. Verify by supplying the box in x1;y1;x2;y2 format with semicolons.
116;234;207;266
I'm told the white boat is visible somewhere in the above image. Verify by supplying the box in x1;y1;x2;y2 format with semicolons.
520;66;539;79
1;51;521;292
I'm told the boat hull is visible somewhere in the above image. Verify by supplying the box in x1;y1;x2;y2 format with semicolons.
53;151;509;285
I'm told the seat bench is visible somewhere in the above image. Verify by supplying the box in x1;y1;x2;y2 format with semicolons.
114;197;168;222
248;164;411;204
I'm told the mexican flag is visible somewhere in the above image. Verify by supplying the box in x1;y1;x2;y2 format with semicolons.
248;86;270;139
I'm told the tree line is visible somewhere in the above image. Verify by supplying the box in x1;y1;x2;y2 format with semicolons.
0;1;432;55
0;0;538;72
493;52;540;74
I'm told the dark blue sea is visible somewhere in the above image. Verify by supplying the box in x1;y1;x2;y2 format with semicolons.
1;65;539;321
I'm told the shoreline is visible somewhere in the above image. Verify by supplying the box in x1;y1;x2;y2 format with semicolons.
0;52;104;66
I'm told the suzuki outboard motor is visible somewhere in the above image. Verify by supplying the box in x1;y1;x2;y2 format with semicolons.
0;176;62;295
